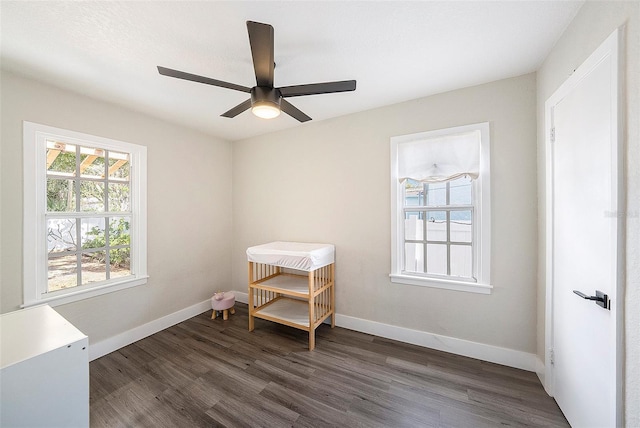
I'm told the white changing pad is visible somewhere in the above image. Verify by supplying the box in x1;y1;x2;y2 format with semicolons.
246;241;335;271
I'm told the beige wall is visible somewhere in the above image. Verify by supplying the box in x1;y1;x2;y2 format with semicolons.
232;73;538;353
0;70;233;345
536;1;640;424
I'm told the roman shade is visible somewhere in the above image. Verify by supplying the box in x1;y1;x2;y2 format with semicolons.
397;130;480;183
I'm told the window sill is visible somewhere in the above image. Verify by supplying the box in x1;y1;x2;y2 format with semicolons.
22;276;149;308
389;273;492;294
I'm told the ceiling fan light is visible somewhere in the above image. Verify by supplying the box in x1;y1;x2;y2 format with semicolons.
251;102;281;119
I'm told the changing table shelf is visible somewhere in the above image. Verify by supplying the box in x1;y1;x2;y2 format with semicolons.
247;241;335;350
253;273;311;298
253;298;311;328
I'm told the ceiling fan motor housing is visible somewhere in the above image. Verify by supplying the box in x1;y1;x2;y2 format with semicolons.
251;86;281;108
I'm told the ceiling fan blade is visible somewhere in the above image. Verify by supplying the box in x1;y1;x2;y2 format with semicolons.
246;21;274;87
221;99;252;118
279;80;357;98
280;99;311;122
157;66;251;93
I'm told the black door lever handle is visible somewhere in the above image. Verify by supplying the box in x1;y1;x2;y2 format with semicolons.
573;290;610;310
573;290;600;300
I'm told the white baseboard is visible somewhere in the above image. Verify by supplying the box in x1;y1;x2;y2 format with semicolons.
536;356;550;394
89;299;211;361
536;356;545;378
334;313;537;371
235;291;249;304
94;292;536;372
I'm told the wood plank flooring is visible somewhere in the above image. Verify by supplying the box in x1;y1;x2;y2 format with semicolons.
90;304;568;427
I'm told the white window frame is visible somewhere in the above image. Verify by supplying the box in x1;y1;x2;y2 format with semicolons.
23;122;148;307
390;122;492;294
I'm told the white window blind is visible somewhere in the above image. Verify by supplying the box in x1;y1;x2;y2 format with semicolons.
397;130;480;183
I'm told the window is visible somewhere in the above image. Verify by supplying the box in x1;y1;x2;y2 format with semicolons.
390;123;491;294
23;122;147;307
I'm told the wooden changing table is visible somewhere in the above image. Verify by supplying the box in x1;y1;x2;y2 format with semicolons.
247;241;335;350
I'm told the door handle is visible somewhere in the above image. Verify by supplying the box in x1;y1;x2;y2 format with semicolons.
573;289;610;310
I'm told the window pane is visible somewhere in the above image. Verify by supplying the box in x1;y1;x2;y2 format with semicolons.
451;245;473;278
81;218;106;249
47;218;77;253
426;244;447;275
426;211;447;241
451;211;472;243
404;179;422;206
404;211;423;240
425;182;446;206
81;251;106;285
449;176;472;205
80;181;105;212
47;144;76;175
404;243;424;273
108;183;130;212
48;255;77;292
80;147;106;178
109;217;130;247
47;178;76;212
110;248;131;278
108;152;130;180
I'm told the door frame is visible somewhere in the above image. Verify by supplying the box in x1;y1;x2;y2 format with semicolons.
544;28;624;425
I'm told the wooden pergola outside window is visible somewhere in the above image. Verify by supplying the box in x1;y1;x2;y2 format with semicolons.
46;140;129;178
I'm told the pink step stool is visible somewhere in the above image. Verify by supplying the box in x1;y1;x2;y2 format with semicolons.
211;291;235;320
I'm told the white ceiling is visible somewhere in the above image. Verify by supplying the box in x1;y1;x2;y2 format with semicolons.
1;1;583;142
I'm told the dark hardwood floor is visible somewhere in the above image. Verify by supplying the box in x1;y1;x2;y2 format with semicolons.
90;304;568;427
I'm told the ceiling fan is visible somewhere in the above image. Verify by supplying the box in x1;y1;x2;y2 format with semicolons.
158;21;357;122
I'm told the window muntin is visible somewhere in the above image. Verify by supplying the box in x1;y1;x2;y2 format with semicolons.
402;177;474;280
23;122;147;307
390;122;491;294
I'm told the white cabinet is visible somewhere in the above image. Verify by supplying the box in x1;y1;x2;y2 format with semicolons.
1;305;89;428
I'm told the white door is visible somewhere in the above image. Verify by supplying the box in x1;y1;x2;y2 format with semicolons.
546;29;622;427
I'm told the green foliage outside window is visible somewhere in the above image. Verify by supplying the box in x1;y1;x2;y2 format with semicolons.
83;218;130;267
